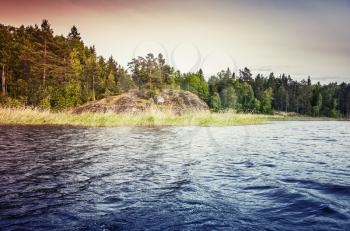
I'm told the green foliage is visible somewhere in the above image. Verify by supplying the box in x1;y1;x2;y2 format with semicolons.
52;81;81;109
260;88;273;114
235;82;256;112
275;85;288;111
69;48;83;77
104;72;116;97
253;98;261;113
128;53;173;95
178;72;209;103
39;95;51;109
239;67;253;83
0;20;134;110
203;67;349;118
116;68;135;94
220;86;237;110
1;20;349;118
210;93;221;112
311;93;322;116
0;95;25;108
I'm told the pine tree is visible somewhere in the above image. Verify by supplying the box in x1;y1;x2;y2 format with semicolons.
68;26;81;40
40;19;53;86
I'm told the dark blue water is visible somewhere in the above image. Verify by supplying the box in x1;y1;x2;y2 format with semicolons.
0;121;349;230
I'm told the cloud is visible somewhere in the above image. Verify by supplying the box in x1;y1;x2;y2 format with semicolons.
1;0;349;82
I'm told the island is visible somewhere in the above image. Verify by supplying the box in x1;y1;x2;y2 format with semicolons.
0;20;349;126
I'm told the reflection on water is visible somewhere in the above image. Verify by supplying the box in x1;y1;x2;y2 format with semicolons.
0;122;350;230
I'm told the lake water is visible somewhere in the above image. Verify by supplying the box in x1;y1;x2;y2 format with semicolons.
0;121;350;230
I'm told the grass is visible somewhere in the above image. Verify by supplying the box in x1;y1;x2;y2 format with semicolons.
0;107;344;127
0;107;271;127
266;115;344;121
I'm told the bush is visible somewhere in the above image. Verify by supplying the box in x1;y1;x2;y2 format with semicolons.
210;93;221;112
0;95;26;108
39;96;51;110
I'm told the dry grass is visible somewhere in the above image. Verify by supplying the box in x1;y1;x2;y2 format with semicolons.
0;107;270;127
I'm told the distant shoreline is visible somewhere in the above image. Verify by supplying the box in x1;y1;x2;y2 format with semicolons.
0;107;345;127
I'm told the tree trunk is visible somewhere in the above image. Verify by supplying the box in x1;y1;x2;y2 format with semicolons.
149;69;152;91
43;40;47;86
346;87;350;118
63;57;67;82
92;74;95;101
296;99;299;113
2;64;6;96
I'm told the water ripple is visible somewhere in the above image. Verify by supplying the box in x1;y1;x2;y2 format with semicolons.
0;121;349;230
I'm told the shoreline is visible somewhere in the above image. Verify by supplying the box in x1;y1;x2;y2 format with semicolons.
0;108;346;127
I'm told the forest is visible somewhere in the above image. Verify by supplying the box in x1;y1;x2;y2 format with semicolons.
1;20;350;117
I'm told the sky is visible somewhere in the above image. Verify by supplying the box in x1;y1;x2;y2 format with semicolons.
1;0;350;82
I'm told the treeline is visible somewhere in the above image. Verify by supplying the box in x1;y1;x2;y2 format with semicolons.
1;20;350;117
0;20;134;109
177;68;350;118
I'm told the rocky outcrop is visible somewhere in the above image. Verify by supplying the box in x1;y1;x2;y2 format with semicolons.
72;89;209;115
